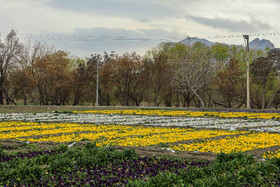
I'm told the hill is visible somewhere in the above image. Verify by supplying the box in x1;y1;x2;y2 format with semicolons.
179;37;275;50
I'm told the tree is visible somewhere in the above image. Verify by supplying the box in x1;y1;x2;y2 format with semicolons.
98;52;117;106
8;67;32;105
27;50;71;105
250;57;275;109
167;43;194;107
45;51;72;105
211;43;229;64
86;54;101;105
113;52;148;106
15;42;52;105
87;52;117;106
144;48;171;106
70;58;90;105
215;59;244;108
0;30;22;104
169;42;215;107
264;49;280;108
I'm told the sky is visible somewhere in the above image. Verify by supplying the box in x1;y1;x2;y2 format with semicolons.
1;0;280;57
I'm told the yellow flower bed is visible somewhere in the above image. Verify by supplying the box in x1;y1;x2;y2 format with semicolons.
171;133;280;154
0;122;98;133
263;150;280;159
73;109;280;119
99;129;246;147
1;121;247;147
18;128;188;143
0;122;122;139
0;121;187;140
0;121;43;128
17;125;244;146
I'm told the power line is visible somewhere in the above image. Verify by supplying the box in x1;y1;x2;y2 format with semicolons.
2;31;280;47
0;31;278;42
199;32;280;40
15;33;178;42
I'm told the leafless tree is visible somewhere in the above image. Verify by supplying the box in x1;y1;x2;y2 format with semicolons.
16;42;52;104
0;30;22;104
172;43;216;108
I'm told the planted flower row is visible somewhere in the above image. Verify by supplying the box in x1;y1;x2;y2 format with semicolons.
2;121;280;158
1;112;280;132
0;149;65;162
0;121;186;140
170;132;280;158
1;142;280;186
0;143;209;186
73;109;280;120
5;144;279;186
15;124;244;145
28;156;209;186
127;153;280;186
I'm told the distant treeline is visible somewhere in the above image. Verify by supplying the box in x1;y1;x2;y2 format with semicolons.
1;30;280;109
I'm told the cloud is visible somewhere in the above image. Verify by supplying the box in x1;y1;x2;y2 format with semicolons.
47;0;180;21
1;0;280;56
186;15;272;33
37;27;184;57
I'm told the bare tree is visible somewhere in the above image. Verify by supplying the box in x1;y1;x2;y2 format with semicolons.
172;43;215;108
0;30;22;104
16;42;52;104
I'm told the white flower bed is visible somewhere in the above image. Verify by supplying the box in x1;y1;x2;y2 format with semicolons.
0;112;280;132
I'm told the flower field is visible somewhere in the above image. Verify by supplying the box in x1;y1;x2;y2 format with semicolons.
1;108;280;185
1;109;280;156
74;109;280;119
172;132;280;154
2;110;280;132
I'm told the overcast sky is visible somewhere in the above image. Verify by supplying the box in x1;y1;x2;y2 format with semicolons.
1;0;279;57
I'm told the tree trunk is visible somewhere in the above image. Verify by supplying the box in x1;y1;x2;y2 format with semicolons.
213;101;227;108
183;93;193;108
24;94;27;105
175;93;180;107
266;89;280;109
186;80;205;108
0;80;3;105
2;88;16;105
164;93;172;107
154;89;159;106
103;93;109;106
0;89;3;105
227;98;232;108
189;87;205;108
186;100;191;107
207;92;212;108
261;80;266;109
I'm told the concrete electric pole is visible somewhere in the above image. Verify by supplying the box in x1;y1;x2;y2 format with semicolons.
243;35;250;109
95;61;99;107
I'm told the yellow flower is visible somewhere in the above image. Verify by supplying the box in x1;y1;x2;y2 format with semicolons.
73;109;280;119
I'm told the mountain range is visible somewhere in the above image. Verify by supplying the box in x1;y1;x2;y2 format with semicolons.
179;37;275;50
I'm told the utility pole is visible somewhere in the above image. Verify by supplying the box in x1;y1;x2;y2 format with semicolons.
243;35;250;109
95;61;99;107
